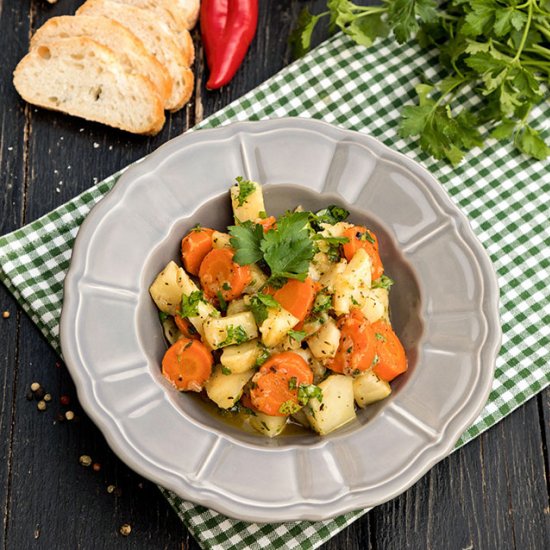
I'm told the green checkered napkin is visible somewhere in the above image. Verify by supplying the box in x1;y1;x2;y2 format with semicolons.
1;33;549;549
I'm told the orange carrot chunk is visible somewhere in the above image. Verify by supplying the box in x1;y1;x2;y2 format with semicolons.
181;227;215;276
173;316;200;340
371;320;408;382
342;225;384;281
250;352;313;417
330;309;377;375
161;338;213;392
199;248;251;302
273;277;317;324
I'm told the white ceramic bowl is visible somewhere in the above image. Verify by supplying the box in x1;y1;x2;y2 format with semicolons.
60;118;501;522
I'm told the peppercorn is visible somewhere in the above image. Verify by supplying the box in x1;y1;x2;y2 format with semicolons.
37;400;46;411
65;410;75;421
34;388;45;401
30;382;41;392
2;311;10;319
92;462;101;472
43;393;52;403
79;455;92;467
119;524;132;537
60;395;70;406
107;484;116;494
26;391;34;401
56;413;65;423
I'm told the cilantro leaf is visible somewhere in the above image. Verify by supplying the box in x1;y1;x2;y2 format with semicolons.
229;221;264;265
289;7;324;58
515;125;550;161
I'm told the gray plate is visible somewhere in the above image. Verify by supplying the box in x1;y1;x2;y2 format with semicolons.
60;118;501;523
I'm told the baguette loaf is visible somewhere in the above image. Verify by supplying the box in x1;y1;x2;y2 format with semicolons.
13;37;165;134
77;0;193;111
30;15;171;104
109;0;195;58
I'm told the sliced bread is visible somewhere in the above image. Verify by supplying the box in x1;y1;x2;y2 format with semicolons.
77;0;193;112
108;0;195;60
13;37;165;135
30;15;172;104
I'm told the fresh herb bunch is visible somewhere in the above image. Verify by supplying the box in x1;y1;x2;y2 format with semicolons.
290;0;550;163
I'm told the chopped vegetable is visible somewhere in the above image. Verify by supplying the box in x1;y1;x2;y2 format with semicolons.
181;227;214;276
273;277;317;323
370;320;408;382
342;225;384;280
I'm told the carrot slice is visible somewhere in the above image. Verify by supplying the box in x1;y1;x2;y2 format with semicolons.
273;277;317;323
256;215;276;232
199;248;252;302
250;352;313;416
342;225;384;280
181;227;215;275
173;316;200;340
330;309;377;375
371;320;407;381
161;338;213;392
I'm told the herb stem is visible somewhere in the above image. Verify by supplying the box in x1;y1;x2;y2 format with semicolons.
512;0;534;63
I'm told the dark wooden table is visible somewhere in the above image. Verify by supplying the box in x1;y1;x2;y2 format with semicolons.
1;1;548;549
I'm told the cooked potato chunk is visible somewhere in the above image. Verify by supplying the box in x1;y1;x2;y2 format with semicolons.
259;306;299;348
226;297;250;316
249;411;287;437
353;370;392;408
333;248;372;315
220;339;262;373
205;366;255;409
361;287;390;323
149;261;185;315
305;375;356;435
230;179;265;222
319;259;347;293
306;318;341;360
203;311;258;349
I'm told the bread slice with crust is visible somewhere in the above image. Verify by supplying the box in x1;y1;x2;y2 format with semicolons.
77;0;193;111
13;37;165;134
108;0;195;60
30;15;171;104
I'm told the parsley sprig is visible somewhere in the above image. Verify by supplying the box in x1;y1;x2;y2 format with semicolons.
290;0;550;163
229;211;315;283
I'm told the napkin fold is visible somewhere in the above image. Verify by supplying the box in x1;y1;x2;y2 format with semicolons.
1;34;549;550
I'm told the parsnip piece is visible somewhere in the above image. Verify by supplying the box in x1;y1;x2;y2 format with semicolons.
319;259;347;294
149;260;185;315
203;311;258;349
353;370;392;408
259;306;299;348
161;316;182;345
226;297;250;316
220;339;262;373
211;231;231;249
249;411;287;437
305;375;356;435
308;251;334;281
333;249;372;315
230;179;265;222
291;409;310;428
306;318;341;360
244;263;268;294
301;313;328;338
205;366;255;409
361;287;390;324
177;266;219;336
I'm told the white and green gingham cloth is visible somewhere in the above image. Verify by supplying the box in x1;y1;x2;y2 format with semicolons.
1;33;549;549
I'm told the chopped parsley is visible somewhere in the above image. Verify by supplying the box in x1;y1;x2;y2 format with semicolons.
357;230;376;244
221;366;232;375
375;332;386;342
180;291;204;318
309;205;350;230
234;176;256;206
216;291;227;313
255;343;271;367
288;376;298;390
219;325;249;347
158;311;169;323
222;282;232;291
297;384;323;406
372;275;394;290
191;223;203;232
288;329;306;343
279;400;302;415
312;292;332;314
249;293;280;325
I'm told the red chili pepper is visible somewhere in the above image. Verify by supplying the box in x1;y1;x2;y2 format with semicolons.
200;0;259;90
